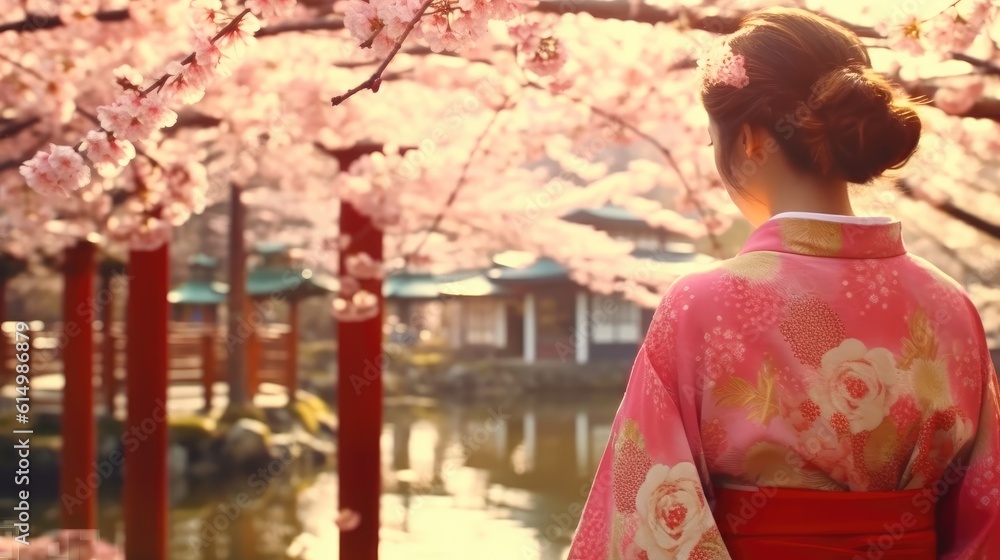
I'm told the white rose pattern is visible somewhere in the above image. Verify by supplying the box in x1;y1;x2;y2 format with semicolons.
634;462;713;560
811;339;901;434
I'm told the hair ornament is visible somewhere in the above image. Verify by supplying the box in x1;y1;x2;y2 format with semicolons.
697;40;750;89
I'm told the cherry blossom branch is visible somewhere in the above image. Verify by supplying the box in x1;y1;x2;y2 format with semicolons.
524;81;724;257
401;94;515;265
0;117;41;140
899;181;1000;240
0;9;129;34
530;1;881;38
951;53;1000;77
0;139;50;174
0;52;47;81
330;0;434;106
143;9;253;97
919;0;963;23
75;107;165;170
256;18;344;37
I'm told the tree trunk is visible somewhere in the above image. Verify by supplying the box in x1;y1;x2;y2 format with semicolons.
227;183;249;408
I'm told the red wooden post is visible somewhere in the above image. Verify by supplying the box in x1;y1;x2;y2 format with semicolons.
100;268;117;416
202;308;217;411
60;240;97;531
286;296;299;396
247;311;260;400
338;201;384;560
123;243;169;560
0;275;6;382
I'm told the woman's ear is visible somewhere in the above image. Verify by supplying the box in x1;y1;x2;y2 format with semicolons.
741;123;757;157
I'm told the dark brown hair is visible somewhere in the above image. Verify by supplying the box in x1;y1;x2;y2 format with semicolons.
702;7;922;186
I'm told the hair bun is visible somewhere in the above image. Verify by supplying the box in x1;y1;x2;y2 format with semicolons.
796;65;922;184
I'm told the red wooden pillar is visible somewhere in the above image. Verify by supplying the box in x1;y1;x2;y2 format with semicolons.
60;240;97;531
286;296;299;396
0;275;6;382
202;308;217;412
247;303;260;400
338;201;384;560
123;243;169;560
100;269;117;416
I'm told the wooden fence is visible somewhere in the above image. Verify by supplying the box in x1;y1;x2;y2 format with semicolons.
0;321;297;411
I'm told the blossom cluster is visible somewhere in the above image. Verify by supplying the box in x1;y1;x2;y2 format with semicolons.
696;40;749;90
343;0;530;57
875;0;994;57
15;0;269;250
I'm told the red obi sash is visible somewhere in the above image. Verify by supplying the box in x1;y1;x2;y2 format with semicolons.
713;486;936;559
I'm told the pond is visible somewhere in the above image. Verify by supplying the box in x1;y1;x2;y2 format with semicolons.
13;393;622;559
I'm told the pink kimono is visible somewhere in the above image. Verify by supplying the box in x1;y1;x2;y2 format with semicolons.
569;216;1000;560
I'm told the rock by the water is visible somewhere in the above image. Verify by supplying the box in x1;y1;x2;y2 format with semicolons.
221;418;272;470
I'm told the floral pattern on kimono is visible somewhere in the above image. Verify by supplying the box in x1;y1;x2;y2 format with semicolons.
569;217;1000;560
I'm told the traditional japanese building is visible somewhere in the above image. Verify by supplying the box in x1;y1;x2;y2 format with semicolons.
383;206;714;365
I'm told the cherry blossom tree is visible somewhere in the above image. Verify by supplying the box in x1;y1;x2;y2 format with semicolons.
0;0;998;317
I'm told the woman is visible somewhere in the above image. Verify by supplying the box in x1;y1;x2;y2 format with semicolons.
569;7;1000;560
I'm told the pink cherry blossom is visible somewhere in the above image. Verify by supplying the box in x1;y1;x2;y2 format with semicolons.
333;290;380;322
510;23;567;77
697;41;749;89
190;0;225;31
335;509;362;531
160;162;209;225
217;12;262;53
246;0;298;19
107;210;174;251
96;90;177;140
343;0;399;57
345;252;385;279
80;130;137;177
934;78;986;116
96;91;152;141
923;5;990;55
162;62;208;104
113;64;144;88
875;15;925;57
4;530;122;560
137;92;179;129
19;144;92;197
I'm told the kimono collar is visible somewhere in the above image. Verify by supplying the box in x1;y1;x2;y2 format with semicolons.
738;214;906;259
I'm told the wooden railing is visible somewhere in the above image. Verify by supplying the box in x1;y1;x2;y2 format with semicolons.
0;321;298;409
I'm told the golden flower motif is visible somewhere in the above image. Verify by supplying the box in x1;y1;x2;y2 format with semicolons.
713;357;780;425
779;219;843;257
911;357;952;410
719;252;780;283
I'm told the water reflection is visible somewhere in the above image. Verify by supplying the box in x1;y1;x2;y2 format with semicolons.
14;394;620;559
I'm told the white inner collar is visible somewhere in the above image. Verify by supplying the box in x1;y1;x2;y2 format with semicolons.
769;211;894;224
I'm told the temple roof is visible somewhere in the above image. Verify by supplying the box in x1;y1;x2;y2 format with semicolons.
562;205;647;225
383;273;441;300
247;267;338;298
188;253;219;268
168;280;228;305
489;257;570;283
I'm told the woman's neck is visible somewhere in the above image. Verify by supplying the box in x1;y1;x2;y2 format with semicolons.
766;173;854;217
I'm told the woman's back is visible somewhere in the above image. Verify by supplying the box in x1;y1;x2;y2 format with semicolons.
568;216;1000;559
569;6;999;559
674;217;990;495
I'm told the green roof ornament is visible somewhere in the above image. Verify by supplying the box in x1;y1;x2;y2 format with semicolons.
246;241;336;298
168;252;227;305
188;253;218;268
